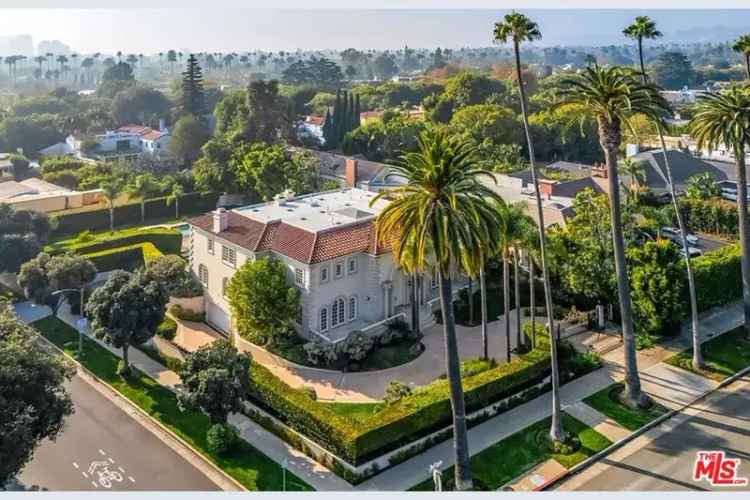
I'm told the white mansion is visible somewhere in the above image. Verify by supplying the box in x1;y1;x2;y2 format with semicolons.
187;188;451;344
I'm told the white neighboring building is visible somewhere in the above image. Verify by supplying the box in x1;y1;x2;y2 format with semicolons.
42;123;172;162
187;188;454;344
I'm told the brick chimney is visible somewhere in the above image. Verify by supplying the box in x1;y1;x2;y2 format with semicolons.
591;162;608;179
538;179;556;200
345;158;359;188
212;208;228;233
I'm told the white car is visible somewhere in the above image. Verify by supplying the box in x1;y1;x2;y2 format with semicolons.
661;226;679;236
680;247;703;258
722;189;738;202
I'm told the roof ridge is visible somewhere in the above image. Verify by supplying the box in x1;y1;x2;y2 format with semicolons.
308;231;319;264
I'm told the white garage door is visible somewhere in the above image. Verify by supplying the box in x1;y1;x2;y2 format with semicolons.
206;301;231;335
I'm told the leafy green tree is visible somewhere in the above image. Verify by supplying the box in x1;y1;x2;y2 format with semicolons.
227;257;300;346
125;173;164;222
0;114;63;155
180;54;206;118
143;254;200;299
8;154;30;180
86;270;168;375
112;86;172;126
192;138;239;194
232;143;319;201
170;114;209;167
372;53;399;80
342;112;425;162
372;129;504;491
442;71;507;109
242;80;292;144
177;340;252;424
652;52;697;90
98;62;135;98
628;240;686;338
690;88;750;339
0;299;74;486
555;65;670;408
449;104;522;148
686;172;721;200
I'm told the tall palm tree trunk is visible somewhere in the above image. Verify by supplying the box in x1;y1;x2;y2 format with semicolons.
529;258;536;349
411;273;420;333
141;200;146;222
480;266;488;360
467;277;474;325
601;131;647;408
175;197;180;218
437;271;473;491
503;254;511;363
658;129;703;368
109;204;115;232
514;248;522;349
744;54;750;81
514;40;564;441
638;37;646;78
735;151;750;340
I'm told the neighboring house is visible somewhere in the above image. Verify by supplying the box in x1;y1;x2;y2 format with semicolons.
627;149;736;195
659;87;708;106
682;135;750;165
0;178;102;213
187;188;457;344
0;154;14;180
42;122;172;162
299;115;324;144
309;150;404;192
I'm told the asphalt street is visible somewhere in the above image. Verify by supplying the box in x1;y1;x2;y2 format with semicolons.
561;378;750;491
19;374;220;491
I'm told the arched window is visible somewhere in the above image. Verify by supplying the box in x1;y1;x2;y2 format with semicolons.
348;296;358;321
198;264;208;286
331;297;346;327
320;307;328;332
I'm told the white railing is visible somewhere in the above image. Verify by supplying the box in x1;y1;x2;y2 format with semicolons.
360;312;407;334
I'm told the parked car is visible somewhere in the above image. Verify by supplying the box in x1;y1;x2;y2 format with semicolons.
680;247;703;258
662;227;699;245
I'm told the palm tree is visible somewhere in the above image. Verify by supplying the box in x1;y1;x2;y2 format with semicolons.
494;10;565;441
625;15;704;370
101;180;123;232
555;65;670;408
372;128;503;491
166;181;185;219
125;173;162;222
497;201;527;361
620;157;647;193
623;16;662;80
732;35;750;80
685;172;720;200
690;88;750;339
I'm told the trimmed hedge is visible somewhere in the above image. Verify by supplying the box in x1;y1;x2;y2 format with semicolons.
248;331;554;465
688;243;742;312
83;242;163;272
680;197;738;237
51;192;219;236
49;227;182;257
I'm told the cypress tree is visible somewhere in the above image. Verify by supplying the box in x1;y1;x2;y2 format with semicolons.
181;54;206;120
353;93;361;129
339;90;350;144
322;108;334;148
330;89;342;149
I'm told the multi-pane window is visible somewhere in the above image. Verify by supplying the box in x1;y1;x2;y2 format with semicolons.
334;261;344;279
347;257;358;274
207;238;214;255
320;308;328;332
222;277;229;298
348;296;357;321
294;267;305;287
198;264;209;286
296;303;303;325
320;266;329;283
222;245;236;267
331;298;346;327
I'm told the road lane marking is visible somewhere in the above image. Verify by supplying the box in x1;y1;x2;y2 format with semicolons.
91;481;98;488
73;462;79;469
129;476;135;483
108;457;115;464
98;449;106;456
82;472;88;478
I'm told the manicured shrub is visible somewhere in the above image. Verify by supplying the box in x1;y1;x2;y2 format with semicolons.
680;197;738;236
83;243;156;272
383;381;412;406
301;386;318;401
169;304;205;322
206;423;239;456
157;317;178;340
344;332;374;362
687;243;742;312
303;341;338;366
49;227;182;257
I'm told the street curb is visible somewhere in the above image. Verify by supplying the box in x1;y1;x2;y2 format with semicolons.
539;363;750;491
35;333;247;492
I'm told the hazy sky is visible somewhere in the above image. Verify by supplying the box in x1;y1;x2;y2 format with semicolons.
0;4;749;54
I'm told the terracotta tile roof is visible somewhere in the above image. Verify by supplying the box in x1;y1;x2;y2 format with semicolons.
117;124;153;136
311;221;372;263
305;115;324;126
189;211;389;264
141;129;168;141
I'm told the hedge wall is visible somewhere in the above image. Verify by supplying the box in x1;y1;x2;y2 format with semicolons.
688;243;742;312
51;192;219;236
680;197;738;237
248;331;553;465
83;242;163;272
49;227;182;257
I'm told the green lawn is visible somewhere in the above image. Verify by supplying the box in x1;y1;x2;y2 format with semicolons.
584;383;669;431
319;402;382;423
410;413;611;491
33;317;312;491
665;327;750;382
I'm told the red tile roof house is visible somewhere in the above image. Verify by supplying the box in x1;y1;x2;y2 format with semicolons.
187;188;464;345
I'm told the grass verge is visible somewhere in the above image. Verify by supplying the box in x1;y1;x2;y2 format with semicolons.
665;326;750;382
33;316;312;491
410;413;611;491
584;382;669;431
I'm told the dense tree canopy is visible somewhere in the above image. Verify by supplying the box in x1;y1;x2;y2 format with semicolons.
112;86;172;126
0;299;74;486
